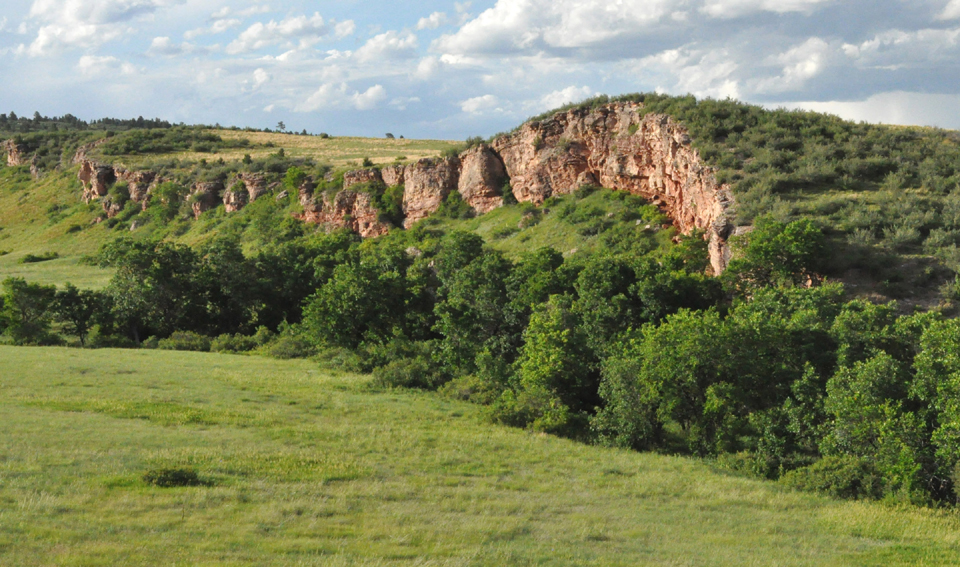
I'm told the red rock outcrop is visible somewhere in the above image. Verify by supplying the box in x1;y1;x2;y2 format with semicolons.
190;181;222;219
78;160;117;202
343;169;383;189
3;140;29;166
458;144;507;214
332;103;735;271
117;169;158;209
402;157;460;228
298;183;390;238
223;173;269;212
381;165;405;187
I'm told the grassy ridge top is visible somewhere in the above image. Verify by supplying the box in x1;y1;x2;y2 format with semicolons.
2;346;960;566
94;129;461;169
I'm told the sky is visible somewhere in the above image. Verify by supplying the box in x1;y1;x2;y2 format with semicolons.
1;0;959;139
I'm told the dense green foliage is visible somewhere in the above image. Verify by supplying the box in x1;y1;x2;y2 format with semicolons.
99;127;251;156
0;111;172;133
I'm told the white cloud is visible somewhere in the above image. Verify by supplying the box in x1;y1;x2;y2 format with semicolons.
417;12;449;30
334;20;356;39
252;68;270;88
941;0;960;20
461;94;499;113
538;85;595;110
778;91;960;130
354;30;418;63
754;37;831;93
148;36;207;56
77;54;136;75
842;27;960;69
227;12;350;54
26;0;181;55
635;47;741;99
433;0;677;55
298;83;388;112
185;18;240;39
390;96;421;110
700;0;834;19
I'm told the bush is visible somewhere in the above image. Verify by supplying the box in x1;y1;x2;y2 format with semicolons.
372;356;446;389
143;467;203;487
210;333;259;353
18;252;59;264
157;331;211;352
315;346;366;372
780;456;884;500
261;335;316;359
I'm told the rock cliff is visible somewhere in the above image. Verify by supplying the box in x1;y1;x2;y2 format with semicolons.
297;182;390;238
491;102;735;272
320;102;735;272
190;181;222;219
223;173;268;212
2;140;28;166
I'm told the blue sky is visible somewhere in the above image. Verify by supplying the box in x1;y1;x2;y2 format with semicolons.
1;0;959;139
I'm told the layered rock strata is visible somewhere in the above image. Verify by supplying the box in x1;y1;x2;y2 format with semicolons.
223;173;268;212
315;102;735;272
190;181;222;219
2;140;28;166
298;183;390;238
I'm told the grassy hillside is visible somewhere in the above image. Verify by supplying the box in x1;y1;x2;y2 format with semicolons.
2;346;960;566
0;132;461;289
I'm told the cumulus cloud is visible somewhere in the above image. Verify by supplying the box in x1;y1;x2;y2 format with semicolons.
417;12;449;30
779;91;960;130
461;94;499;113
635;46;741;99
842;27;960;69
754;37;832;93
538;86;595;110
25;0;182;55
699;0;834;19
77;54;136;75
298;83;388;112
252;68;270;88
185;18;241;39
148;36;208;57
354;30;418;63
941;0;960;20
226;12;353;54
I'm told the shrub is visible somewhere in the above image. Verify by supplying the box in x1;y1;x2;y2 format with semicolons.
372;356;443;389
157;331;211;352
210;333;259;353
780;456;884;500
143;467;203;488
18;252;59;264
261;335;316;359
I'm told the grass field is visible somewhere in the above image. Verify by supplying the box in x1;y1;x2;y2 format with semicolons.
2;346;960;566
96;130;461;170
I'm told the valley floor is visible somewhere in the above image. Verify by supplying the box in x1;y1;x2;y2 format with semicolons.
1;347;958;566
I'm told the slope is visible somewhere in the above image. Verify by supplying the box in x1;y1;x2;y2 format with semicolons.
2;346;959;566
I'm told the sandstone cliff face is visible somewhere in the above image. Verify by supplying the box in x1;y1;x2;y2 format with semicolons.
458;145;507;214
2;140;28;166
222;173;268;212
491;102;734;272
343;169;382;189
402;157;460;228
78;160;117;202
297;183;390;238
117;169;158;209
191;181;222;219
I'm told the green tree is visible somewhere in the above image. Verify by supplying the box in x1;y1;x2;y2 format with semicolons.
0;277;58;345
52;284;102;347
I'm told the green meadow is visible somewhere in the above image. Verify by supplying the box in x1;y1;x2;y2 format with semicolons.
2;346;960;566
